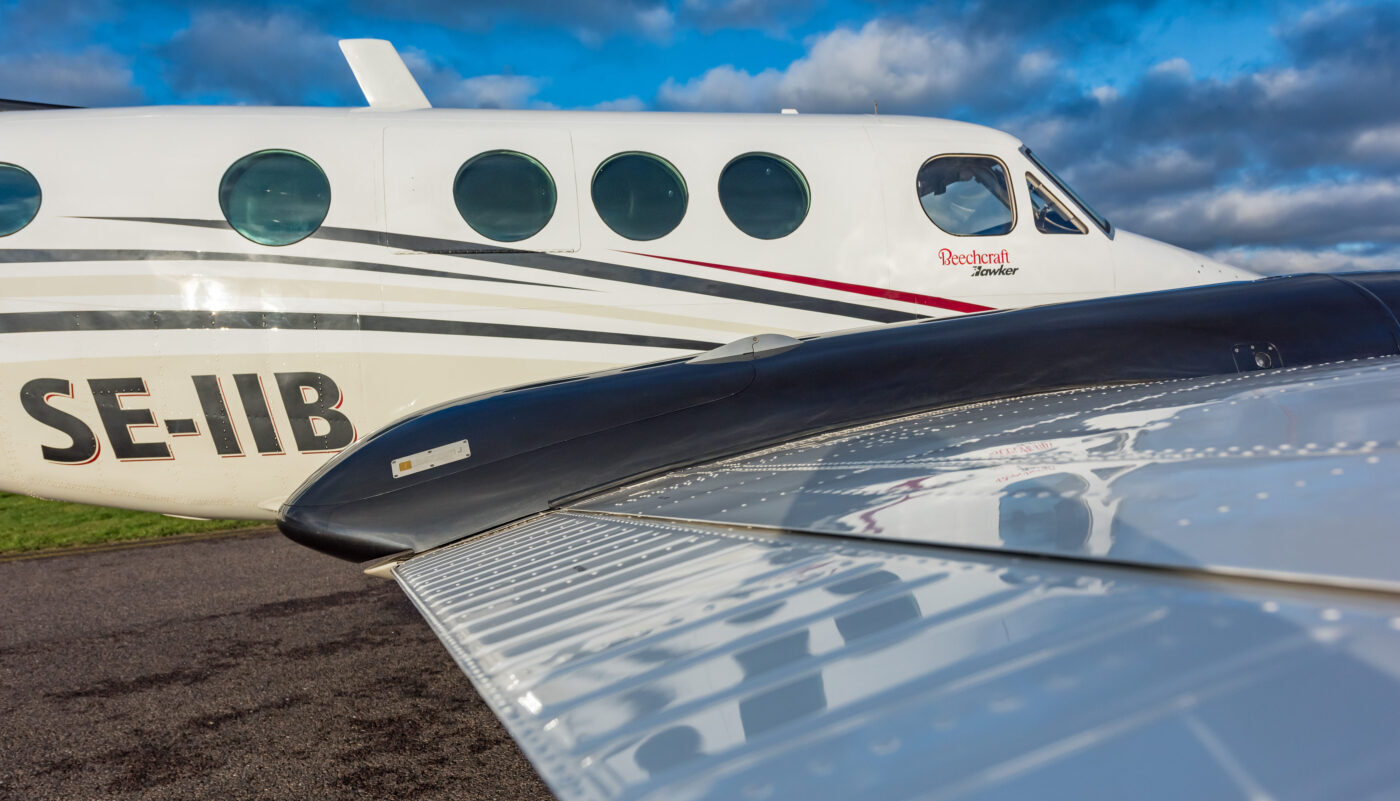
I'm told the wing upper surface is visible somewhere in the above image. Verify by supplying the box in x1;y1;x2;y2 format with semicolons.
580;357;1400;590
393;358;1400;801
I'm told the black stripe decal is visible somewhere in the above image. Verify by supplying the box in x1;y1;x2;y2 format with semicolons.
0;247;577;291
81;217;924;324
233;374;284;454
0;310;721;351
192;375;243;456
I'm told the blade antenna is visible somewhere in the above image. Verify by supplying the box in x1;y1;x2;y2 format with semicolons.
339;39;431;110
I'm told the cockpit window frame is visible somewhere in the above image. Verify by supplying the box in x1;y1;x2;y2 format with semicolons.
914;153;1017;238
1020;145;1113;239
1025;173;1088;235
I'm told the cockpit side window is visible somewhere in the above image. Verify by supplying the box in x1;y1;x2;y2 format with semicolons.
916;155;1014;236
1021;146;1111;237
1026;174;1087;235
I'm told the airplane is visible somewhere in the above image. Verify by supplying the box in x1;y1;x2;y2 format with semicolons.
0;40;1251;521
5;39;1396;801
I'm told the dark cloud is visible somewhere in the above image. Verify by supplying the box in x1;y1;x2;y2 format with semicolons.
860;0;1169;46
997;1;1400;262
1211;243;1400;276
159;10;358;105
0;48;145;106
0;0;145;105
959;0;1164;39
1282;0;1400;67
348;0;675;42
0;0;117;47
1121;178;1400;252
678;0;817;32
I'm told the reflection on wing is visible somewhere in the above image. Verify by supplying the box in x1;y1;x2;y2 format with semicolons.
394;359;1400;801
582;358;1400;591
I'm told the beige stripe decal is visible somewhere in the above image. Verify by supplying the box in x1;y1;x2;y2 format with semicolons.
0;273;807;337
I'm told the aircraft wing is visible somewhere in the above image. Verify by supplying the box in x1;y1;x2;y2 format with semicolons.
281;272;1400;800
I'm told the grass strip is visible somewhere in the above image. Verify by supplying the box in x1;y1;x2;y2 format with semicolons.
0;493;263;553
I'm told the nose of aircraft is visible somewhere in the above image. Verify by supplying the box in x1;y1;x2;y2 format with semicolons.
1197;257;1258;283
1113;229;1257;292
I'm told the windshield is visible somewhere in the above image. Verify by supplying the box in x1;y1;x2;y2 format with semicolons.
1021;146;1111;236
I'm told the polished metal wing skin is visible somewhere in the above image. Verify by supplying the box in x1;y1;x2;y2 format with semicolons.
394;359;1400;801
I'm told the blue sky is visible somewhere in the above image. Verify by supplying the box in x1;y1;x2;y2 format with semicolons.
1;0;1397;272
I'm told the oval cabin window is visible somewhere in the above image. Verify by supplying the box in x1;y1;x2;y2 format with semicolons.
916;155;1014;236
219;150;331;246
718;153;810;240
0;163;41;237
591;152;687;241
453;151;557;243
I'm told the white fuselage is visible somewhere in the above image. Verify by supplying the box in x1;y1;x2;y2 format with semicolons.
0;106;1252;518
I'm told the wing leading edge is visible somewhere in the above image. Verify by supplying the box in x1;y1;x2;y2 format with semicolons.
280;271;1400;562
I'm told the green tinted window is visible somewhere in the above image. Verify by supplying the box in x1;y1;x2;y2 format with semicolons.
453;151;556;242
591;153;687;241
718;153;809;240
219;150;330;246
0;163;41;237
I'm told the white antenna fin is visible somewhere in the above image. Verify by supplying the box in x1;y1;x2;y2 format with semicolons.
339;39;431;111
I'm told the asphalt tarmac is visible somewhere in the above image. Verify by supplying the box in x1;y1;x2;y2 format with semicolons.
0;529;555;801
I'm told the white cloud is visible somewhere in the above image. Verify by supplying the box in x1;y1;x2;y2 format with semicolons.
402;51;547;108
659;64;779;111
1090;85;1118;104
658;20;1055;114
1146;57;1192;79
441;75;545;109
590;95;647;111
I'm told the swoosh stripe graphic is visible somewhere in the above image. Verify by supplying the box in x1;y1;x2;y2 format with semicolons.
0;310;721;351
625;251;996;314
3;247;574;291
82;218;925;324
